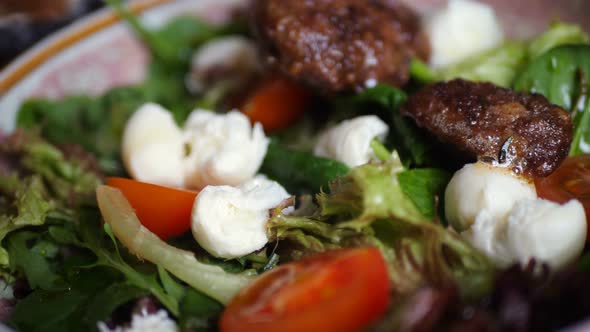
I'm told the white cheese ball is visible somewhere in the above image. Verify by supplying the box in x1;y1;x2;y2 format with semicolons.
505;199;587;269
445;162;537;231
461;210;514;267
425;0;504;68
121;104;269;190
464;198;587;269
183;110;269;189
191;176;291;259
314;115;389;167
121;103;185;188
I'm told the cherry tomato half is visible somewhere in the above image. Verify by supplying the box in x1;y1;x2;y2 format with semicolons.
220;247;390;332
535;154;590;239
106;177;198;240
242;76;312;132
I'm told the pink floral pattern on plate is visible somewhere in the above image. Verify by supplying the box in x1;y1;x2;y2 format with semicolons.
31;33;149;99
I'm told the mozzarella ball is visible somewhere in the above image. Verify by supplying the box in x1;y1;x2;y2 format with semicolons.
121;103;185;188
445;162;537;231
461;210;514;267
183;110;269;189
191;177;291;258
314;115;389;167
425;0;504;68
505;199;587;269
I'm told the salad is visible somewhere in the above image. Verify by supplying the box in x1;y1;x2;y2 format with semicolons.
2;0;590;331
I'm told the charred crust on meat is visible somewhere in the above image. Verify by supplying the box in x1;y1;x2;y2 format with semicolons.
251;0;430;94
400;79;573;178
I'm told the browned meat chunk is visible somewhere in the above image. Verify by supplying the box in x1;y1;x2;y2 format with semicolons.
400;79;573;178
251;0;429;94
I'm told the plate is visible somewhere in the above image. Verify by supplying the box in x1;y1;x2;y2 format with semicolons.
0;1;588;331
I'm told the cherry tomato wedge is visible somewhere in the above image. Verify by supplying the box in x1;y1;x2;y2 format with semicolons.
106;177;198;240
535;154;590;239
242;76;312;132
220;247;390;332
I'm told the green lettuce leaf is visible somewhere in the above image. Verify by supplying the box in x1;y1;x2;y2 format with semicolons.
514;45;590;155
437;42;527;87
528;22;590;59
433;23;589;88
397;168;451;220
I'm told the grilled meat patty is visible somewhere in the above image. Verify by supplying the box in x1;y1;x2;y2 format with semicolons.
400;79;573;177
251;0;429;94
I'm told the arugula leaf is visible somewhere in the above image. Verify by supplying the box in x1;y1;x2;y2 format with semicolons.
514;45;590;155
178;289;224;331
16;96;102;149
106;0;238;70
75;207;182;315
151;16;223;68
9;266;133;332
158;266;186;303
397;168;451;220
82;283;148;327
10;287;88;332
7;231;65;291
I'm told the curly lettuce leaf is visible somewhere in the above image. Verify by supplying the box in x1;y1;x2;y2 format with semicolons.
319;157;427;229
0;132;101;267
268;158;493;298
0;177;52;266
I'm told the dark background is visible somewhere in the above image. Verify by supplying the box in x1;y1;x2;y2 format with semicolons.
0;0;107;66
